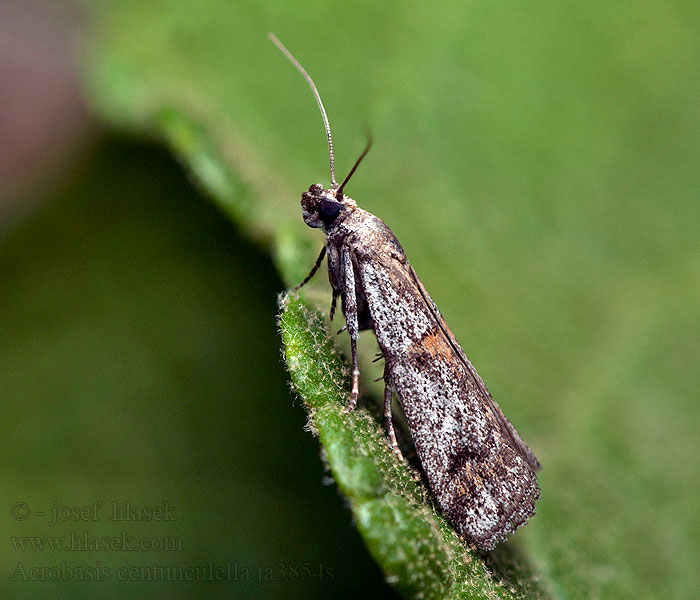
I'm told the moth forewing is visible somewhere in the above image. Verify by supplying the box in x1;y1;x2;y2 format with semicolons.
407;266;542;473
341;210;540;549
272;33;541;551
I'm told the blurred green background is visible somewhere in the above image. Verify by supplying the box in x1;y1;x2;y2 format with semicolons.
1;1;699;598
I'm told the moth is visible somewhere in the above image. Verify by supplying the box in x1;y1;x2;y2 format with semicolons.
271;34;541;550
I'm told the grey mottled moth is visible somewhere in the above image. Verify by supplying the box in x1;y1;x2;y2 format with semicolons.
271;34;541;550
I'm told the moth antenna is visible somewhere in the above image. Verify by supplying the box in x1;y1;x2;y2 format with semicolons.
269;33;337;189
337;135;372;199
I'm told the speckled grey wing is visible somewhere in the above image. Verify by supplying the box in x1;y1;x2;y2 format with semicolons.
407;266;542;473
352;237;540;550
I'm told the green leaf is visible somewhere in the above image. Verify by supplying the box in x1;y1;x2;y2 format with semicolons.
2;140;392;599
80;1;700;598
279;293;547;600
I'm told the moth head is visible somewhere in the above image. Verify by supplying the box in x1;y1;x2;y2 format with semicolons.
301;184;353;229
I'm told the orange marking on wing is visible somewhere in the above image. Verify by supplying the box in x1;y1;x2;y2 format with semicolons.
422;330;453;359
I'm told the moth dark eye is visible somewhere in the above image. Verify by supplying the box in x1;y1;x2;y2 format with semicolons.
319;199;341;223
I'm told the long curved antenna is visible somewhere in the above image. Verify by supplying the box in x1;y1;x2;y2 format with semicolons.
269;33;337;189
337;135;372;199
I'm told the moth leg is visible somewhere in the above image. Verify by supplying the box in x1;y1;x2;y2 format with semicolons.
329;289;339;321
384;381;404;461
346;337;360;413
341;248;361;412
294;246;326;290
